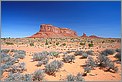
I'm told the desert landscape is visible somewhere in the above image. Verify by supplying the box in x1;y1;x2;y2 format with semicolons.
1;24;121;81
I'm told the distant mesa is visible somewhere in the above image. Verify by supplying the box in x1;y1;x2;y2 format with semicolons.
29;24;101;38
80;33;101;38
89;35;101;38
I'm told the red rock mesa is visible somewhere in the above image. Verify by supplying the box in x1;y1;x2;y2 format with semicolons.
29;24;78;38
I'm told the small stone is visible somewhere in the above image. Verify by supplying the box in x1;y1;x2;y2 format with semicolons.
82;72;87;76
89;73;97;76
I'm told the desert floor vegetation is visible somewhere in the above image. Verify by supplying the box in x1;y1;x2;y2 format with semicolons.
1;38;121;81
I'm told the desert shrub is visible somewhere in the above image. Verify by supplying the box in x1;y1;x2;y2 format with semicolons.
8;62;26;73
45;39;48;45
66;51;71;53
84;66;91;73
5;42;14;45
1;64;10;71
63;55;75;63
66;74;76;81
15;53;25;59
1;68;5;75
66;73;84;82
82;52;88;58
115;48;121;53
13;50;26;59
88;43;93;47
56;42;59;45
75;73;85;81
114;52;121;61
4;61;13;67
49;51;59;57
74;51;83;56
30;43;34;46
18;62;26;70
62;43;66;46
86;50;94;55
4;73;32;81
101;49;115;56
10;65;18;73
80;42;85;45
3;38;6;40
42;57;49;65
45;64;57;75
52;60;63;68
42;51;49;55
11;49;18;52
1;49;10;54
85;56;96;68
36;61;43;66
66;51;75;53
33;69;45;81
1;53;11;63
96;54;118;73
91;41;93;43
105;60;118;72
96;54;109;66
21;74;32;81
9;57;19;65
102;41;105;43
17;50;26;55
45;60;63;75
13;53;18;58
33;52;48;61
1;53;9;58
4;72;22;81
33;52;49;67
63;52;68;55
2;57;18;69
3;73;32;81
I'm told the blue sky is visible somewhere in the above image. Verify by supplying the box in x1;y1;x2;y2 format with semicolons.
1;1;121;38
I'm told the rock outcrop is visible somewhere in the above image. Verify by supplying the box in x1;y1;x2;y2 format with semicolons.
81;33;88;38
29;24;78;38
80;33;101;38
29;24;102;38
89;35;101;38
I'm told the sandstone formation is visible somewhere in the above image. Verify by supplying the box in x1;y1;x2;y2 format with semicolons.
80;33;88;38
80;33;101;38
29;24;101;38
89;35;101;38
29;24;78;38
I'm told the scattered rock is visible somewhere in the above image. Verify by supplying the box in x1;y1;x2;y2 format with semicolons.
112;75;115;77
103;67;110;72
89;73;97;76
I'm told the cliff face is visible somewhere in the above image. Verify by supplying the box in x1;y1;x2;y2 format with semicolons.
29;24;78;38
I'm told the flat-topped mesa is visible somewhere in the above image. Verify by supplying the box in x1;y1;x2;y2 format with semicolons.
40;24;76;34
29;24;78;38
89;35;101;38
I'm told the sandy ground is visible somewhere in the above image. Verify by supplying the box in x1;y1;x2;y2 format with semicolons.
1;42;121;81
